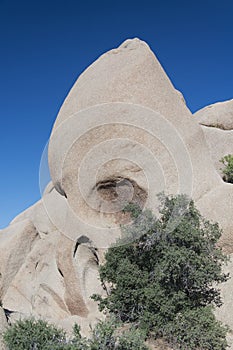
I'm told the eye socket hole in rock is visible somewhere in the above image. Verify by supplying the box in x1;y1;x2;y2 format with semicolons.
73;235;91;258
95;177;147;217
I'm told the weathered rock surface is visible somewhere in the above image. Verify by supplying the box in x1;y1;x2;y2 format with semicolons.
48;37;232;249
0;38;232;345
194;100;233;177
215;254;233;350
194;99;233;130
195;99;233;347
1;186;104;335
198;126;233;176
0;220;39;299
196;183;233;252
49;38;220;205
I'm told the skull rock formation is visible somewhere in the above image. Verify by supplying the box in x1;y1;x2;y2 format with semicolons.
48;37;232;249
0;38;232;343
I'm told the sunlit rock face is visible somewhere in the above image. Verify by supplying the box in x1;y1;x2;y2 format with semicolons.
0;39;232;341
194;101;233;349
194;100;233;176
195;99;233;130
194;100;233;251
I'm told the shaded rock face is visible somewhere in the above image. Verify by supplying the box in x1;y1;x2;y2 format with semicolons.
0;38;233;341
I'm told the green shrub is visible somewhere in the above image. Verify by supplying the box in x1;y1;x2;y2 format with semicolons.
3;318;90;350
220;154;233;183
3;317;148;350
89;318;117;349
3;195;229;350
3;318;66;350
164;306;229;350
93;194;229;349
89;317;148;350
116;327;148;350
122;202;143;219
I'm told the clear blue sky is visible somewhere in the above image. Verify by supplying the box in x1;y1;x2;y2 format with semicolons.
0;0;233;228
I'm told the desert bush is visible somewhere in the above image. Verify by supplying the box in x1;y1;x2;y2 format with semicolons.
89;317;148;350
3;195;229;350
3;318;66;350
164;306;229;350
3;317;148;350
93;194;229;349
220;154;233;183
